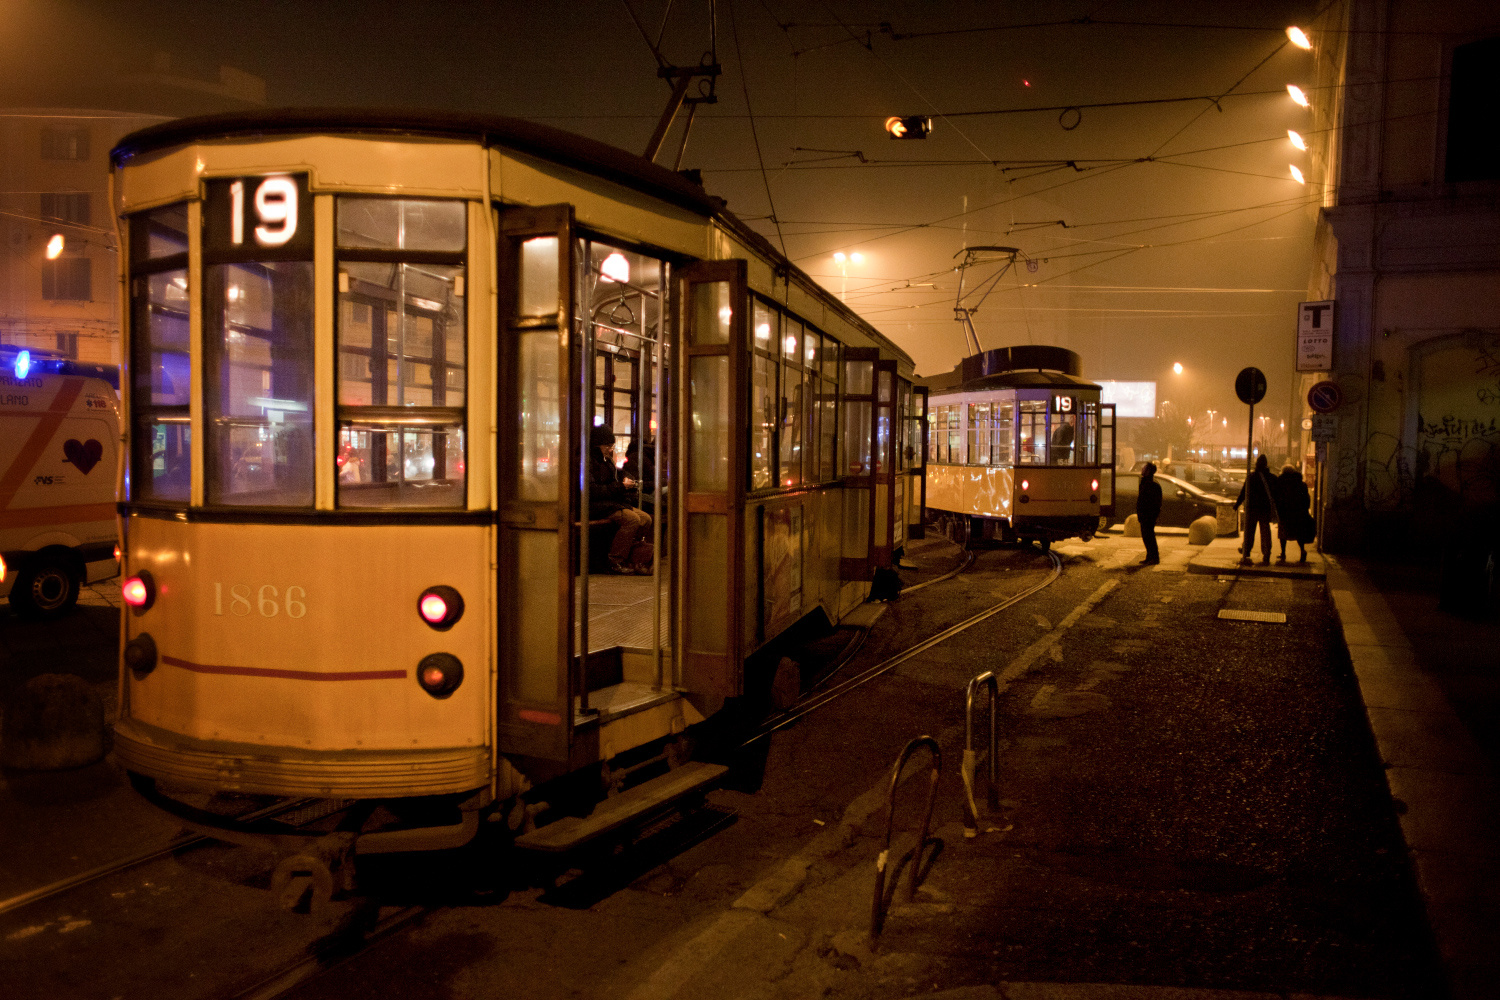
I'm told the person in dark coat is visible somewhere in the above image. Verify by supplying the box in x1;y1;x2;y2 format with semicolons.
1234;453;1279;565
1276;464;1314;563
1137;461;1162;565
588;425;651;573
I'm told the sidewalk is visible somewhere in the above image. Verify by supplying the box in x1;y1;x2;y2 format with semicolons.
1189;538;1499;1000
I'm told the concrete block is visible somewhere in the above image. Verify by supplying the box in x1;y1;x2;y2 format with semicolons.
1;673;107;771
1123;514;1140;537
1187;515;1217;545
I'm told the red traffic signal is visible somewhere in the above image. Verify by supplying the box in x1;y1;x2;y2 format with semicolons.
884;116;932;139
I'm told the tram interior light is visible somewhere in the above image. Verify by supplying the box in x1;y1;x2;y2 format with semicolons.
123;571;156;610
600;252;630;283
417;652;464;698
418;585;464;630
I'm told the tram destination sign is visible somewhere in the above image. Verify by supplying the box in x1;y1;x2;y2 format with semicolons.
203;174;313;261
1296;300;1335;372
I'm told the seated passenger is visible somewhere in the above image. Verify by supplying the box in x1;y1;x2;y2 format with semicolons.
589;425;652;574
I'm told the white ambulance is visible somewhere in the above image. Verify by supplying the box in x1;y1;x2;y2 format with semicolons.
0;348;121;619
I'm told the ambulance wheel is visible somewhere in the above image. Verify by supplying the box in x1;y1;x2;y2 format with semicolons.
11;555;80;620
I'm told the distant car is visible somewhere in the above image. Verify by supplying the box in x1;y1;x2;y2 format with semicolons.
1133;460;1225;488
1109;472;1238;535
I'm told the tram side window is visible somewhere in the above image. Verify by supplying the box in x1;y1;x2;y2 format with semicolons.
991;402;1013;465
750;300;776;490
968;403;990;465
1017;400;1047;464
780;319;803;488
817;336;838;484
204;261;315;506
335;198;467;508
127;203;190;503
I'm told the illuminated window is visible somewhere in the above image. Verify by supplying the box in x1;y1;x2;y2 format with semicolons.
336;197;467;509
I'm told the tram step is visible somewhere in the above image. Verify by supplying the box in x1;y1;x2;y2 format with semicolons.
514;761;728;853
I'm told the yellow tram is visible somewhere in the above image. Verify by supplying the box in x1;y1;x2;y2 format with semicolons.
109;111;922;882
921;346;1116;548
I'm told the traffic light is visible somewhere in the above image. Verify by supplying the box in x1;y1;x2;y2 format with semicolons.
884;115;932;140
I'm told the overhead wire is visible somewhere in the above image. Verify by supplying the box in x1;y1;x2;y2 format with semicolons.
727;0;787;257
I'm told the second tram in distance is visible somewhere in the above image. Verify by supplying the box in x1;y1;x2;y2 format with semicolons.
921;345;1116;548
107;109;922;895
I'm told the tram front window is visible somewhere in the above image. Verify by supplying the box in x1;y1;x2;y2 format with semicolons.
335;197;467;508
204;261;315;506
127;203;190;503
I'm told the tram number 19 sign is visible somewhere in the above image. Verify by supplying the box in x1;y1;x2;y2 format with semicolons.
204;174;313;260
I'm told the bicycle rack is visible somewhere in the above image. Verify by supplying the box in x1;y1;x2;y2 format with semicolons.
869;735;941;945
962;671;1001;838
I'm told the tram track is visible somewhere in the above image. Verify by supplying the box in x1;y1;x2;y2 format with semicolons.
0;796;336;918
747;547;1064;744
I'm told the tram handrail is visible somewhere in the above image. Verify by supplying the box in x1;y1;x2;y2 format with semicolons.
869;735;941;945
962;671;1001;839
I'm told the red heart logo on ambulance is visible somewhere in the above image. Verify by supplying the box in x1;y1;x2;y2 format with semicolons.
63;438;103;475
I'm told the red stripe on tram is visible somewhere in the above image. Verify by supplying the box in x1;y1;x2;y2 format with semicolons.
161;655;407;682
518;709;562;725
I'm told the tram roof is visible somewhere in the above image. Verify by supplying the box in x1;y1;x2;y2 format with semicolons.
111;108;913;371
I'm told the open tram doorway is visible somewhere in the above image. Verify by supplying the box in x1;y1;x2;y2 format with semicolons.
575;238;671;699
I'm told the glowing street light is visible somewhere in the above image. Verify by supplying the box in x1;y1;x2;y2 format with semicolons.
833;251;864;302
1172;362;1183;375
1287;84;1310;108
1286;26;1312;50
45;234;64;259
1290;164;1306;184
1288;129;1307;150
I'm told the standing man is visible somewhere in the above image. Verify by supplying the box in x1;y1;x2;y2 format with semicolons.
1137;461;1162;565
1234;454;1279;566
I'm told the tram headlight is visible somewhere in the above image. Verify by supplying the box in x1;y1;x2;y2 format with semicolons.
122;570;156;611
124;633;158;676
417;652;464;699
417;585;464;630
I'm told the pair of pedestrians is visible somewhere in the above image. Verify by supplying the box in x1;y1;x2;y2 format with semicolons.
1234;454;1315;564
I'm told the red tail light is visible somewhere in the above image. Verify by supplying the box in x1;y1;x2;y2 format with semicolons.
1091;479;1100;491
123;571;155;610
1020;479;1029;491
417;652;464;699
417;585;464;630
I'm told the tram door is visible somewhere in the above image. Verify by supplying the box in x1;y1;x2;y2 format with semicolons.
1098;402;1116;520
495;205;579;762
872;360;899;566
675;260;748;705
840;348;879;581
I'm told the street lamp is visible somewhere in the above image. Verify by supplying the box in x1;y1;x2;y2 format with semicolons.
1287;26;1312;50
833;251;864;302
1172;362;1183;375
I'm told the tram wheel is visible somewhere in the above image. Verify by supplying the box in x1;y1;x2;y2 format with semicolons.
10;554;80;620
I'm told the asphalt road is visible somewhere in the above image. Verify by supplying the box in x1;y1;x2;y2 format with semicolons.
1;531;1446;999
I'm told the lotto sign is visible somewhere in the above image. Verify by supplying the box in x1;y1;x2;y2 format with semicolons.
1296;300;1335;372
203;175;312;260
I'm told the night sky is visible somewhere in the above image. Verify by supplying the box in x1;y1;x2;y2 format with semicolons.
5;0;1320;431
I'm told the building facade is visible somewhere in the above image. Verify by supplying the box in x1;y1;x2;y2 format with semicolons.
0;57;266;367
1310;0;1500;553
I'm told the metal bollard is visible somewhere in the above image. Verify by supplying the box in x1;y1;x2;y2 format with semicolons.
869;735;941;945
961;671;1000;838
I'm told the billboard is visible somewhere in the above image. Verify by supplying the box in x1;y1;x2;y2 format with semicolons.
1096;380;1157;418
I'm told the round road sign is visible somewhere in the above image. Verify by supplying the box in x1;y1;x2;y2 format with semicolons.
1235;367;1267;405
1307;380;1342;414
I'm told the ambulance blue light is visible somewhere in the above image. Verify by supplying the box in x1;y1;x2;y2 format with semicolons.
14;350;30;379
